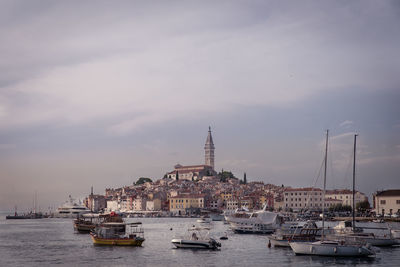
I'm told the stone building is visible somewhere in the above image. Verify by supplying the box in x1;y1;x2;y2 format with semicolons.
373;189;400;215
204;126;215;169
325;189;368;209
169;194;205;215
166;127;217;181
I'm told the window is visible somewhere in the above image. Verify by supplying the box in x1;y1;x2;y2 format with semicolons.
291;193;293;196
286;198;288;201
299;193;302;196
380;200;386;205
304;193;307;195
171;199;173;203
295;193;297;196
396;200;400;204
285;193;288;196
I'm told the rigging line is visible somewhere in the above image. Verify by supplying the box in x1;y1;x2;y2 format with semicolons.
328;136;335;190
306;157;325;207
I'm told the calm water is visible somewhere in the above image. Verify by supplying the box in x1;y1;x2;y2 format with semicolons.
1;215;400;266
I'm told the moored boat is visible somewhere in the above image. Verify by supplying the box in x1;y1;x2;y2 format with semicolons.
333;220;399;246
171;227;221;249
289;132;375;257
290;240;374;257
268;221;319;247
90;222;145;246
226;206;282;234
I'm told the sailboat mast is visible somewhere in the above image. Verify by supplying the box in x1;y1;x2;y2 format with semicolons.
352;134;358;232
322;129;329;240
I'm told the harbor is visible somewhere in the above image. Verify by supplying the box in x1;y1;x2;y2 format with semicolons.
1;215;400;266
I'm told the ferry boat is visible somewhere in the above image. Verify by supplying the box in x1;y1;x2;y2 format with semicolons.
90;222;145;246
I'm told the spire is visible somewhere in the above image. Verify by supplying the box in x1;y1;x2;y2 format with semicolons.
204;126;215;170
205;126;215;149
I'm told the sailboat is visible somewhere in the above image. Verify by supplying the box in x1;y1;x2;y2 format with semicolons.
333;134;399;247
290;130;375;257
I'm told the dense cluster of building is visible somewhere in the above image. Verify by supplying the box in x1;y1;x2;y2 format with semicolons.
83;128;399;216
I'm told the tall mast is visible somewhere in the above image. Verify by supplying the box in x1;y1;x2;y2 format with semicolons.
352;134;358;232
322;129;329;240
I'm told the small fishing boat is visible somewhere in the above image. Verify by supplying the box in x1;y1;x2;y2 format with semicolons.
171;227;221;249
74;214;98;233
90;222;145;246
74;212;123;234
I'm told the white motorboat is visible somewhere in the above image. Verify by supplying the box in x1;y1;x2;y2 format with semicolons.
54;195;90;218
226;206;282;234
290;240;374;257
171;227;221;249
334;221;399;246
196;216;211;223
289;132;375;257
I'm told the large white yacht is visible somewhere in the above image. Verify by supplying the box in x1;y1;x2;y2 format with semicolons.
226;205;283;234
54;195;90;218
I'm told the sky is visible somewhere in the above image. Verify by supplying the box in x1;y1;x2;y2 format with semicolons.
0;0;399;211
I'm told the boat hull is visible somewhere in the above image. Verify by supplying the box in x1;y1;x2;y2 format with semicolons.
90;234;144;246
74;224;95;233
269;236;290;247
289;241;374;257
171;239;219;249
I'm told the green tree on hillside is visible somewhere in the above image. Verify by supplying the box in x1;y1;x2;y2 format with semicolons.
135;177;153;185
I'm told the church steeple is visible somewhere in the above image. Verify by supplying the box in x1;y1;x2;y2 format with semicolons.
204;126;215;170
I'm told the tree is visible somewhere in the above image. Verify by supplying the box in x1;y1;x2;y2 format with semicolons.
329;203;352;212
135;177;152;185
217;170;237;182
356;200;370;212
243;172;247;184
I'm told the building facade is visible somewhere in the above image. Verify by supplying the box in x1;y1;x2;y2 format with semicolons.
167;164;215;181
373;189;400;215
325;189;368;208
169;194;205;215
284;188;324;211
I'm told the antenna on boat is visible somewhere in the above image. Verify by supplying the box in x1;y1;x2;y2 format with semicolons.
322;129;329;241
352;134;358;233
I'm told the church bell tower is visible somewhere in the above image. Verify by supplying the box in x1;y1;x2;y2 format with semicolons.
204;126;215;170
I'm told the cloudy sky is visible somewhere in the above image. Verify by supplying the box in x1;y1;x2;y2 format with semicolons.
0;0;399;211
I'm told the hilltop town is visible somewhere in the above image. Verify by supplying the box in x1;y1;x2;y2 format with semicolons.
83;127;394;217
